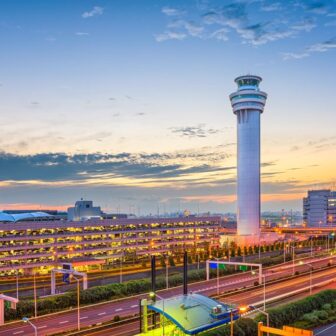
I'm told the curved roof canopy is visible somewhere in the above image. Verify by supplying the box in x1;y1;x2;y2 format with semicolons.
0;212;53;222
148;293;239;335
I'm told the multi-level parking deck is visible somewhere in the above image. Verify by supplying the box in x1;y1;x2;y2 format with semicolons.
0;216;220;275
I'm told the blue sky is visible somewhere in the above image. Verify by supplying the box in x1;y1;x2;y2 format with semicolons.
0;0;335;214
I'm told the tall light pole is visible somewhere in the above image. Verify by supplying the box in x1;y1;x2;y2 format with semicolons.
262;274;266;311
33;271;37;318
165;255;169;289
72;275;81;331
22;317;37;336
16;271;19;300
119;254;123;283
291;246;295;276
299;261;313;295
252;306;269;336
230;308;234;336
213;257;221;295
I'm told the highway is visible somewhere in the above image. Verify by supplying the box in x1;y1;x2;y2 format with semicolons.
63;267;336;336
0;246;326;298
0;254;335;336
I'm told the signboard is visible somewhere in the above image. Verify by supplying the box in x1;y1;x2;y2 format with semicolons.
239;265;248;271
63;273;70;284
62;263;72;271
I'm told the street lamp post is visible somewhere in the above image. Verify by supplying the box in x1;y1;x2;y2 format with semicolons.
33;271;37;318
22;317;37;336
291;246;295;276
213;257;221;295
252;306;269;336
119;255;123;283
165;255;169;289
16;271;19;300
299;261;313;295
72;276;81;331
262;274;266;311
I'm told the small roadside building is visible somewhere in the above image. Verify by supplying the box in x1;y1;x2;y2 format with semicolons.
139;293;240;336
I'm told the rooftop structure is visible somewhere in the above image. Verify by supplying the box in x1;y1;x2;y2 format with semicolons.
67;199;102;221
0;216;220;275
0;212;53;222
229;75;267;242
144;293;239;335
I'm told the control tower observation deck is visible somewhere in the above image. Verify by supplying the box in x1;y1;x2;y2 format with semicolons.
229;75;267;238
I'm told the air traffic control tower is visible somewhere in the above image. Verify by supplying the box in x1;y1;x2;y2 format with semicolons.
229;75;267;242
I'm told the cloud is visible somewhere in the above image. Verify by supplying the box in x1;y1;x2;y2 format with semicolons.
156;0;332;49
307;38;336;52
170;124;221;138
155;31;187;42
283;37;336;59
304;1;329;14
0;148;234;185
292;18;316;32
82;6;104;19
261;2;282;12
161;7;185;16
75;32;90;36
210;28;229;41
282;52;309;60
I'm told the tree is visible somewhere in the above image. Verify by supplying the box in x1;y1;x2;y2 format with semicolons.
160;255;166;268
168;255;175;267
237;247;242;257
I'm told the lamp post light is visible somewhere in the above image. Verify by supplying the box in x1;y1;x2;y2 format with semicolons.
230;308;234;336
72;275;81;331
299;261;313;295
229;306;249;336
16;271;19;300
22;317;37;336
165;255;169;289
119;254;123;283
212;257;221;296
33;271;37;318
262;274;266;311
149;292;165;335
291;245;295;276
252;306;269;336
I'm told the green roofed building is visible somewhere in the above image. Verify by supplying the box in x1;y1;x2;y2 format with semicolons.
138;293;240;336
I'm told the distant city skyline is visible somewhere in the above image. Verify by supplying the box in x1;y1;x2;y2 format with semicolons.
0;0;335;213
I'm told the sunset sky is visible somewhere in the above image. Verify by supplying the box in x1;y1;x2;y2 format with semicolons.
0;0;335;214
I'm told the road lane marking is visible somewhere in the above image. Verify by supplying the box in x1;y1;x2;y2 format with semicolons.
59;320;69;324
115;308;123;312
131;304;138;308
315;323;336;335
38;326;47;329
98;312;106;316
13;332;24;335
80;316;88;320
